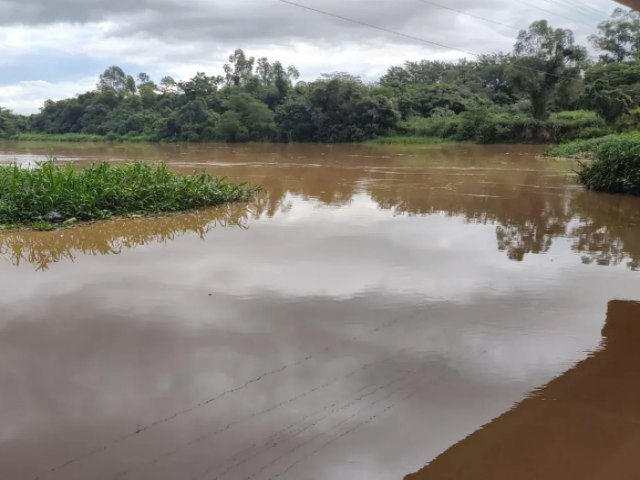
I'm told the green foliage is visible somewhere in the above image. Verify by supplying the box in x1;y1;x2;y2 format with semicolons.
509;20;587;120
276;78;399;142
589;8;640;63
13;50;299;144
11;133;108;142
397;108;605;144
577;135;640;195
402;83;488;117
0;160;256;226
583;61;640;123
398;115;461;138
218;93;276;142
546;132;640;158
31;221;56;231
0;107;28;138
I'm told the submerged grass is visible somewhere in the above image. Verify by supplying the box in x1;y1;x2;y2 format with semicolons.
0;160;257;228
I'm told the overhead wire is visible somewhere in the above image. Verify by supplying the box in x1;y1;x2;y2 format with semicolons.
276;0;578;80
552;0;604;20
553;0;612;18
415;0;520;32
276;0;480;58
519;0;597;28
546;0;608;22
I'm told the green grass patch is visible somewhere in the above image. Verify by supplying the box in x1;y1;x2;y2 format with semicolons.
10;133;156;143
11;133;108;142
366;135;446;145
0;160;257;228
546;131;640;158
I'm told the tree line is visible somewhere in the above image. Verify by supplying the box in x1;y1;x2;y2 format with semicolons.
2;8;640;143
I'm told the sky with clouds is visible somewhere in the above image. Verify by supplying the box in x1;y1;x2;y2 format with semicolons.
0;0;625;114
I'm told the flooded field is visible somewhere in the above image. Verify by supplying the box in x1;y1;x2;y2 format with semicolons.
1;141;639;480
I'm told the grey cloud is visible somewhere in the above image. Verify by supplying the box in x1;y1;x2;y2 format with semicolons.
0;0;618;86
1;0;539;48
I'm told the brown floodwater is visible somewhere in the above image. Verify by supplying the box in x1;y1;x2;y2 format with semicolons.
0;141;638;480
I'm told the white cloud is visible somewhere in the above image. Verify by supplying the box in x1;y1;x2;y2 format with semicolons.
0;78;97;114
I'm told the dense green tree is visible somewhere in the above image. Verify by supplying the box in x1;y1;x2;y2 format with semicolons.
403;83;487;117
11;31;640;145
98;65;136;96
217;93;276;142
275;78;398;142
508;20;586;119
583;61;640;122
0;107;27;138
380;60;453;88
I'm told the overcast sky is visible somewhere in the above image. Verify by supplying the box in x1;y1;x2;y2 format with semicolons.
0;0;624;114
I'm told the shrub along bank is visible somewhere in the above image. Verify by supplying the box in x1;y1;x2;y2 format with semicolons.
398;110;608;144
548;132;640;195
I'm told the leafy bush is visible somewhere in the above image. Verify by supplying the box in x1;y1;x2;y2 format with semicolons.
0;160;257;227
405;108;608;144
578;135;640;195
398;115;461;138
0;108;27;138
546;132;640;157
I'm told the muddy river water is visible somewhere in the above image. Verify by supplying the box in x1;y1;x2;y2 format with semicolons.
0;142;639;480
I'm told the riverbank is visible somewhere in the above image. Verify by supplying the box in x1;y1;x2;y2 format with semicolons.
5;110;614;145
547;132;640;196
0;160;257;230
10;133;154;143
396;110;610;144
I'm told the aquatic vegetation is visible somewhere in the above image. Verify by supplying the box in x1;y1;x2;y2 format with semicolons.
0;160;257;228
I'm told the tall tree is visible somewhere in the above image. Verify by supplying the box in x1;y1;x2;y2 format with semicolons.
97;66;137;97
508;20;586;120
589;8;640;63
223;49;256;87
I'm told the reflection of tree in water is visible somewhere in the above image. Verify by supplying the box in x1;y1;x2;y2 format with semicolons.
368;171;640;269
370;170;574;261
0;203;255;271
570;193;640;270
2;147;640;270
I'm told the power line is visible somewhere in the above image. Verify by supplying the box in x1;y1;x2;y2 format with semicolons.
519;0;596;28
555;0;611;18
276;0;480;58
276;0;569;80
416;0;519;32
550;0;606;21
